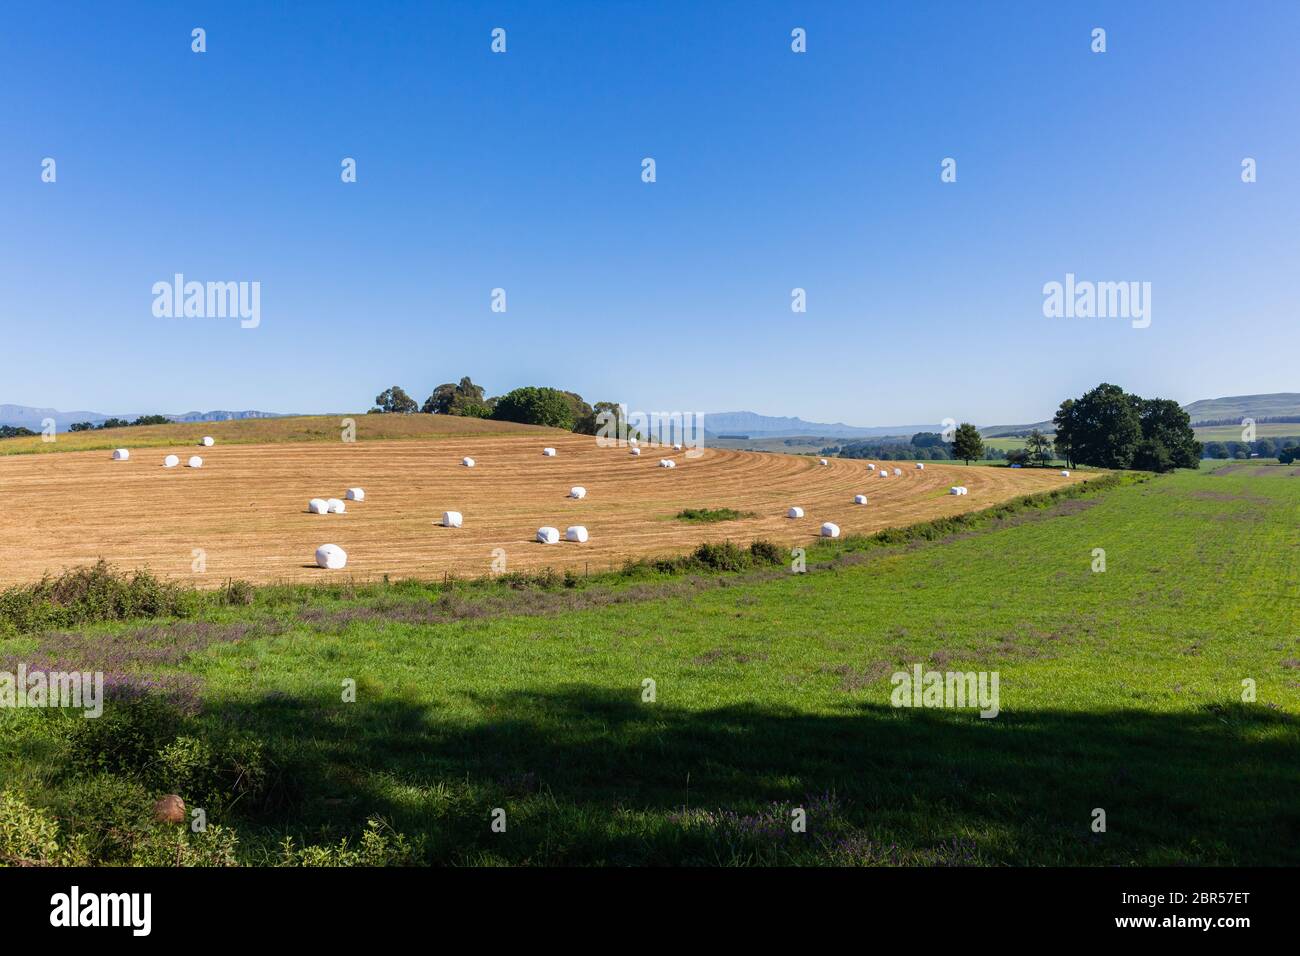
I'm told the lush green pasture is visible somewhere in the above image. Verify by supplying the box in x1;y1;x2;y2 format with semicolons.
2;469;1296;866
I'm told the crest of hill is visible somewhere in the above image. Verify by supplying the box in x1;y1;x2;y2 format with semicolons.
0;414;568;456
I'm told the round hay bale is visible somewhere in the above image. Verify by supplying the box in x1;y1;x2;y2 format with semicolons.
893;467;902;476
819;458;829;466
672;442;683;451
442;511;463;528
866;463;875;470
949;486;962;495
308;498;330;514
462;457;475;467
629;447;641;456
565;525;589;543
821;522;841;538
916;462;925;469
112;448;129;461
853;494;868;505
187;456;203;468
315;544;347;569
878;470;888;478
1060;470;1070;477
153;794;186;825
536;526;560;544
787;506;804;519
326;498;346;514
163;454;179;468
346;488;365;501
570;486;587;499
542;447;557;457
200;436;214;447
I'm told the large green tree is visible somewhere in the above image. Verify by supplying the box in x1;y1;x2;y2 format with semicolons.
1053;383;1200;472
372;386;419;414
952;423;984;464
422;376;490;417
1052;383;1141;469
489;386;576;429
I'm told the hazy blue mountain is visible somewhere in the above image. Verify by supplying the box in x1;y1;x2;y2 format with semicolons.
0;404;285;431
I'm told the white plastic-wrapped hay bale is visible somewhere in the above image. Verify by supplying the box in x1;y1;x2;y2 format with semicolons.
672;442;683;451
629;447;641;456
819;458;829;466
112;448;130;461
326;498;346;514
441;511;463;528
346;488;365;501
866;463;875;470
542;447;557;457
163;454;179;468
658;459;676;468
570;486;587;499
949;486;962;495
893;467;902;476
536;526;560;544
315;544;347;569
916;462;925;469
200;436;214;447
787;507;804;519
878;469;888;478
308;498;330;514
565;525;589;543
853;494;868;505
667;460;676;468
187;456;203;468
462;456;475;468
821;522;841;538
1060;470;1070;477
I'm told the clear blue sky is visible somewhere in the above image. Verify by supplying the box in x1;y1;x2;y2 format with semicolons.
1;1;1296;426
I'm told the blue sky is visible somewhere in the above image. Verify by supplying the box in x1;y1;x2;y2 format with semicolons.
1;1;1296;426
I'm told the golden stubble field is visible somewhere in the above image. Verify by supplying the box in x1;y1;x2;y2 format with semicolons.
0;435;1089;587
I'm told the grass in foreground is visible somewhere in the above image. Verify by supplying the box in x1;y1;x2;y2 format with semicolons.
1;469;1296;866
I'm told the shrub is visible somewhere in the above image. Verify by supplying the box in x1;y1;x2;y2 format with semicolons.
693;541;752;572
748;539;784;566
0;790;64;866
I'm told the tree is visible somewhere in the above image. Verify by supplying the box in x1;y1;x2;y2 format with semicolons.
1279;445;1299;465
373;386;418;414
70;422;94;432
1202;441;1227;460
911;431;945;448
489;387;576;429
422;376;489;417
0;425;36;438
97;418;130;430
1137;398;1201;469
1005;448;1031;467
1132;437;1173;472
132;414;171;426
952;423;984;464
1052;383;1141;469
1025;429;1054;467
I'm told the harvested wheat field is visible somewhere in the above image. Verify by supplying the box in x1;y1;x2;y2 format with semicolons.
0;433;1089;586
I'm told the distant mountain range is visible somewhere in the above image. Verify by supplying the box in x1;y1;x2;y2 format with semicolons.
0;404;283;432
703;411;933;439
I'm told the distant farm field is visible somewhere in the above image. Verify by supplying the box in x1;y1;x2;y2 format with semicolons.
1192;423;1300;442
0;432;1085;587
0;413;566;456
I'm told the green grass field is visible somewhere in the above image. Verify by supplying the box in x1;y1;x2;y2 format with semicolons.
2;467;1296;866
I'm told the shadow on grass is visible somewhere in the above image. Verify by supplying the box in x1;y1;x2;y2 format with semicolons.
210;686;1300;866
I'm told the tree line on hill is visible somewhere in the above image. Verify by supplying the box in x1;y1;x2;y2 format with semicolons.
824;428;1003;464
69;415;172;432
369;377;630;435
1203;438;1300;461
